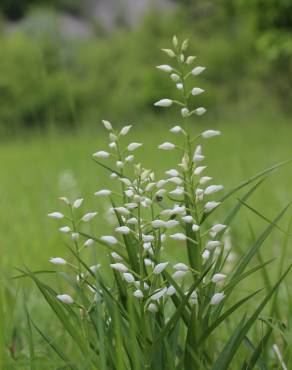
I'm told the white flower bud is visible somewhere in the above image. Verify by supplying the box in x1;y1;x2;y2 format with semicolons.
110;263;128;273
170;126;182;136
205;185;224;195
195;107;206;116
84;238;94;247
193;166;207;175
173;205;186;214
109;133;117;142
102;120;112;130
110;172;118;179
144;258;153;267
164;220;179;229
202;249;210;260
82;212;97;222
115;226;131;234
172;270;187;280
59;197;70;205
181;215;193;223
162;48;176;58
204;201;221;213
176;83;183;90
169;233;187;241
48;212;64;219
210;224;226;237
57;294;73;304
49;257;67;265
148;303;158;312
152;287;167;301
151;220;166;228
186;56;196;64
173;263;188;271
125;155;134;162
168;177;183;185
192;87;205;96
123;272;135;283
127;142;143;151
71;233;79;242
169;187;184;196
93;151;110;159
201;130;221;138
133;289;144;299
191;66;205;76
120;125;132;135
142;234;154;242
170;73;180;82
109;142;117;150
59;226;70;233
111;252;123;261
200;176;213;185
154;99;173;107
153;262;169;275
165;169;179;177
116;161;124;168
156;64;173;72
158;142;175;150
212;274;226;283
181;38;189;51
167;285;176;296
114;207;130;216
206;240;221;250
95;189;111;197
210;292;225;306
101;236;118;245
172;35;178;47
181;108;190;117
127;217;138;225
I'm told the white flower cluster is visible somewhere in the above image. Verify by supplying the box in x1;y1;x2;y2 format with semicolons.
47;36;235;315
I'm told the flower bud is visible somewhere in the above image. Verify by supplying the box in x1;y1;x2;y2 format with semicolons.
123;272;135;283
127;142;143;151
153;262;169;275
158;142;175;150
204;201;221;213
154;99;173;107
93;151;110;159
192;87;205;96
204;185;224;195
206;240;221;250
84;239;94;247
49;257;67;265
151;220;166;228
59;226;71;233
148;303;158;312
201;130;221;138
133;289;144;299
212;273;226;283
191;66;205;76
181;215;193;223
152;287;167;300
82;212;98;222
181;108;190;117
156;64;173;72
170;125;182;134
202;249;210;260
169;233;187;241
195;107;206;116
193;166;207;175
162;48;176;57
176;83;183;90
167;285;176;296
210;292;225;306
115;226;131;234
94;189;111;196
120;125;132;135
173;263;188;271
48;212;64;219
186;56;196;64
57;294;73;304
110;263;128;273
100;236;118;245
181;38;189;51
192;224;200;232
102;120;112;130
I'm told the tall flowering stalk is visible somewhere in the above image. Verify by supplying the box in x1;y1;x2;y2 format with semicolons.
20;37;291;370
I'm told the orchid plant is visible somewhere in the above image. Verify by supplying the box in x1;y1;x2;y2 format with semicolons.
21;36;291;370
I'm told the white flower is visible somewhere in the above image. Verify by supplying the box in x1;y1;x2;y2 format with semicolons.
125;202;137;209
59;226;70;233
181;108;190;117
152;287;167;301
154;99;173;107
123;272;135;283
156;64;172;72
192;224;200;232
165;169;179;177
109;142;117;150
168;177;183;185
120;125;132;135
110;263;128;273
192;66;205;75
127;142;143;151
201;130;221;139
204;201;221;212
210;224;226;237
192;87;204;96
95;189;111;196
153;262;169;275
127;217;138;225
57;294;74;304
90;264;101;273
48;212;64;219
194;166;207;175
111;252;123;261
116;161;124;168
193;154;205;162
195;107;206;116
206;240;221;250
144;258;153;267
84;239;95;247
133;289;144;299
169;187;184;196
204;185;224;195
167;285;176;296
148;303;158;312
102;120;112;130
110;173;118;179
170;73;180;82
189;291;198;305
200;176;213;185
93;151;110;159
158;142;175;150
173;205;186;214
186;56;196;64
101;236;118;245
169;233;187;241
49;257;67;265
151;220;166;228
181;215;193;223
59;197;70;205
71;233;79;241
173;263;188;271
82;212;97;222
72;198;83;209
210;292;225;306
142;234;154;242
109;133;117;142
115;226;131;234
114;207;130;216
195;188;204;202
163;220;178;229
176;83;183;90
212;274;227;283
202;249;210;260
125;155;134;162
172;270;187;280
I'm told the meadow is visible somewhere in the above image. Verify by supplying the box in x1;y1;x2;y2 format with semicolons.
1;110;291;368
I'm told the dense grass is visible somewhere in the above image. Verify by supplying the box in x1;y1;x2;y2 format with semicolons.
0;113;291;368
